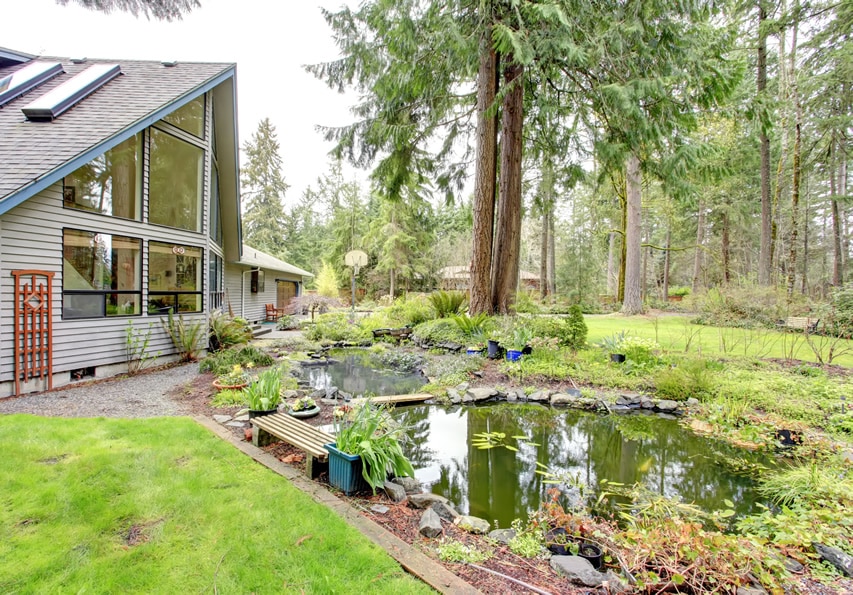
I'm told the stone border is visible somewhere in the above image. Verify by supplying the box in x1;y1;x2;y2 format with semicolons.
193;415;481;595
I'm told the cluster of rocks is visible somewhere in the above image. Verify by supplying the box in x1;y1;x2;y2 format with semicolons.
380;478;629;590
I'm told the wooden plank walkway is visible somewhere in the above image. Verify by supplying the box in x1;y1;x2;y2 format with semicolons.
251;412;334;478
351;393;433;405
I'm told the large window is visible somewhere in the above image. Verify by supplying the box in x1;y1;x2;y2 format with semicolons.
209;253;224;311
209;161;223;246
63;134;142;220
62;229;142;319
148;241;202;314
162;95;204;139
148;127;204;232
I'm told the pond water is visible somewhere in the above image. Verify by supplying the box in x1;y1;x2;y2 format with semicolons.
393;403;773;528
301;349;427;397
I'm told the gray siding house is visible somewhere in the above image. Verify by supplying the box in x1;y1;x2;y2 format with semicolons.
0;48;308;396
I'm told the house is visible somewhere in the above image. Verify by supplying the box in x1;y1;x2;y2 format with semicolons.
226;244;312;321
438;265;541;292
0;47;309;396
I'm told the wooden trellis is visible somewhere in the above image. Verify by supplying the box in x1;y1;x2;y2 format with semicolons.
12;270;54;395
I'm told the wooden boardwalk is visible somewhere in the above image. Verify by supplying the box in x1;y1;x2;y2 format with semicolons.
351;393;433;405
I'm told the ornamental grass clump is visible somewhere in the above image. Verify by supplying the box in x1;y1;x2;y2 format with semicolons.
245;367;282;412
333;402;414;493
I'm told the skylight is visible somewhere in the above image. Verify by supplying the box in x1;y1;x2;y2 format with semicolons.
0;61;63;107
22;63;121;121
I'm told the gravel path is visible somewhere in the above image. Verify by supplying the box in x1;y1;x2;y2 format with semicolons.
0;363;199;418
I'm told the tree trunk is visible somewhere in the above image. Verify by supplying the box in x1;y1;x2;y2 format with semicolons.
771;0;789;279
786;6;801;299
540;210;549;299
390;267;396;299
619;198;627;302
621;154;643;315
758;1;773;286
802;176;809;294
693;197;705;293
662;225;671;300
722;210;731;284
831;141;843;286
548;212;556;296
491;61;524;314
607;231;618;297
468;35;499;314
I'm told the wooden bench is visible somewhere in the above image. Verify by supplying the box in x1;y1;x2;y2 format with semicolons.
252;413;334;478
776;316;820;333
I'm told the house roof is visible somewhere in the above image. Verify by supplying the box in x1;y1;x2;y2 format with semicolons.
237;244;314;278
438;265;539;280
0;55;236;214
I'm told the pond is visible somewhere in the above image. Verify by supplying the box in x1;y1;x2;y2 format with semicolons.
301;349;427;397
393;403;774;528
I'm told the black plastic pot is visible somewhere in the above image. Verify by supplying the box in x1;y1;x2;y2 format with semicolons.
248;408;277;419
578;542;603;569
610;353;626;364
487;339;503;360
545;527;573;556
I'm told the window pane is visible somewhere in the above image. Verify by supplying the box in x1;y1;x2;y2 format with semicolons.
63;229;141;291
162;95;204;138
63;294;104;319
149;128;204;232
177;294;202;312
63;134;141;219
147;296;175;315
209;162;222;245
107;293;141;316
149;242;202;291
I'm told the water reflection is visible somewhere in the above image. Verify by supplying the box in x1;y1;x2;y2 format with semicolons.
302;349;427;396
395;404;771;529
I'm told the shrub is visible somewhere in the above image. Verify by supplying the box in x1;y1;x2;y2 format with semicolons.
305;311;372;343
690;285;806;329
815;283;853;338
427;290;467;318
618;336;660;365
412;318;469;345
208;310;252;351
288;294;341;321
560;305;588;350
385;294;434;326
316;261;340;298
653;358;715;401
200;345;274;376
162;311;206;362
514;289;543;314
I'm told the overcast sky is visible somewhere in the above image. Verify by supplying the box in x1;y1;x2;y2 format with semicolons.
3;0;361;206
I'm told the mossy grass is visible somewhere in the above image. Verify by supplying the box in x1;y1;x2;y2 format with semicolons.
0;415;432;594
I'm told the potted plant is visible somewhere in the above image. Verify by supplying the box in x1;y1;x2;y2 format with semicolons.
212;363;252;390
506;327;533;362
578;542;603;569
324;401;415;495
244;367;282;418
287;396;320;419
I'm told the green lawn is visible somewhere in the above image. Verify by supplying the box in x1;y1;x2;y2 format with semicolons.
584;313;853;368
0;415;433;594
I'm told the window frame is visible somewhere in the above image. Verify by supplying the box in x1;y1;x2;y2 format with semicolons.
147;125;205;233
147;240;204;315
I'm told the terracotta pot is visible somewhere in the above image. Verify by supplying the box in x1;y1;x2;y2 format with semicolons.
212;379;248;391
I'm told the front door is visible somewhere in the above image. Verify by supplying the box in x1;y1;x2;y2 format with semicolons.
276;280;297;312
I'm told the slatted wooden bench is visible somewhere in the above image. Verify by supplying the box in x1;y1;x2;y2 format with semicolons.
252;413;334;478
776;316;820;333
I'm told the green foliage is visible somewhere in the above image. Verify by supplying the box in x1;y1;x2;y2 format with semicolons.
596;330;629;352
561;305;588;350
316;261;340;298
211;389;247;407
333;402;415;493
690;286;800;329
421;354;485;387
412;318;469;346
125;321;159;375
275;315;300;330
161;311;205;362
513;290;543;314
382;294;434;326
428;290;467;318
617;337;660;366
669;286;691;298
244;367;282;411
199;345;274;376
451;313;491;337
436;538;491;563
506;519;544;558
305;312;372;343
208;310;252;352
653;358;715;401
508;326;534;351
826;411;853;435
757;456;853;508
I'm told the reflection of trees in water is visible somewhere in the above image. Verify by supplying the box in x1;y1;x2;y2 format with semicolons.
303;350;427;396
395;406;433;469
433;460;469;515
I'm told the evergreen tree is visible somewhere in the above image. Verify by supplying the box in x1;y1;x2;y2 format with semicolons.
55;0;198;20
241;118;289;259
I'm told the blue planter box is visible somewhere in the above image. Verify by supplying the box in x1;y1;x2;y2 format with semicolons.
324;442;370;495
505;349;523;362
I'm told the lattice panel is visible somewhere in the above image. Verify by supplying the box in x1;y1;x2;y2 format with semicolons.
12;270;54;395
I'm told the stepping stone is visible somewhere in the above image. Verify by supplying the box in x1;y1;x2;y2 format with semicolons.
213;414;231;423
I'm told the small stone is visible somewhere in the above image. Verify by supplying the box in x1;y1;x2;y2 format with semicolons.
455;382;470;392
454;515;490;534
281;390;299;399
506;391;518;402
528;390;551;402
392;477;422;494
549;556;606;587
233;413;250;422
814;542;853;577
213;414;231;423
408;492;451;509
640;399;655;409
686;398;700;407
488;528;517;544
225;421;245;428
431;501;460;522
418;509;443;538
619;392;642;404
370;504;390;514
656;399;679;412
615;396;631;406
446;388;462;405
550;392;575;405
325;386;339;399
466;387;497;402
783;557;804;574
383;481;407;503
736;587;767;595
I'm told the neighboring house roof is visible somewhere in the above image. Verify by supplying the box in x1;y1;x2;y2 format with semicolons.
438;265;539;281
237;244;314;278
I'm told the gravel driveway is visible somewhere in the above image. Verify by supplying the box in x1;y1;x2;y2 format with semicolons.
0;363;199;418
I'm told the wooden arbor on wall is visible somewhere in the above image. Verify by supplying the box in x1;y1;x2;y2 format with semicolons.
12;270;54;395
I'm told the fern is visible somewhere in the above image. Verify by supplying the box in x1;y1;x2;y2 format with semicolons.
428;290;467;318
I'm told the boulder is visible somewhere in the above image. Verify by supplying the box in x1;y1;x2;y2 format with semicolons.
640;399;655;409
431;501;460;522
383;481;407;503
455;382;470;392
487;528;517;544
656;399;679;412
549;556;606;587
618;392;643;404
686;397;700;408
454;515;490;534
281;390;299;400
528;390;551;402
391;476;422;494
408;492;452;509
466;387;497;402
418;509;443;538
814;542;853;577
446;388;462;405
550;392;576;406
614;395;632;406
325;386;339;399
213;414;231;424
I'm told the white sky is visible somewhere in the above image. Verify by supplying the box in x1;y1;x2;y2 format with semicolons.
3;0;362;207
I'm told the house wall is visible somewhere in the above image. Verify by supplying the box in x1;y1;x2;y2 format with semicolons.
223;263;302;323
0;96;216;397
